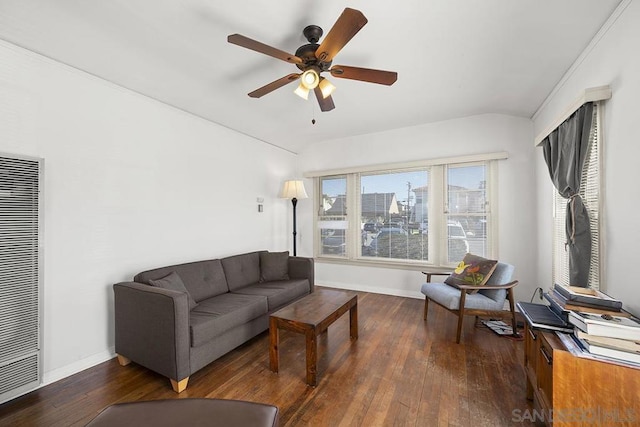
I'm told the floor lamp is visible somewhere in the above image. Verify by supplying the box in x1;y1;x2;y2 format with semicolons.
280;180;308;256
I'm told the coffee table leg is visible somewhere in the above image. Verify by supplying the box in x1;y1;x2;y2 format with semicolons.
350;300;358;340
269;317;279;373
305;329;318;386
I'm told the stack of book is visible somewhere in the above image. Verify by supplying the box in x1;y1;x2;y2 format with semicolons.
568;310;640;365
544;283;628;325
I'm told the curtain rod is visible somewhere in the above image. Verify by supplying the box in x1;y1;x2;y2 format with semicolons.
534;85;611;146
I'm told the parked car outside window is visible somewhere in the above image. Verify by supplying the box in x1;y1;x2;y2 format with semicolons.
363;222;379;232
364;227;408;256
322;229;346;255
448;221;470;259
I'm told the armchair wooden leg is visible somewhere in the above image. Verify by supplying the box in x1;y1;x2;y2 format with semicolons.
424;297;429;321
456;314;464;344
170;377;189;393
507;289;519;337
456;292;467;344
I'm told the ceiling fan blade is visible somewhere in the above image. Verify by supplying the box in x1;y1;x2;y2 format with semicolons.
330;65;398;85
315;8;367;63
228;34;302;65
248;74;301;98
313;87;335;112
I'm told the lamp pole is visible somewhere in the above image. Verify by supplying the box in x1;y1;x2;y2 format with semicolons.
291;197;299;256
280;180;308;257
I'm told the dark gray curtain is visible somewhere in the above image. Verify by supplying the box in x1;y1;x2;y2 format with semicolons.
541;102;594;287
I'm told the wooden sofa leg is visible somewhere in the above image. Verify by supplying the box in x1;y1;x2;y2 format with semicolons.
170;377;189;393
423;297;429;321
116;354;131;366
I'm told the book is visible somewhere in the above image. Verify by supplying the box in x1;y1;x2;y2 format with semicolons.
545;290;630;318
568;310;640;341
575;336;640;364
517;301;574;333
544;291;569;322
575;330;640;354
556;331;640;369
554;284;622;311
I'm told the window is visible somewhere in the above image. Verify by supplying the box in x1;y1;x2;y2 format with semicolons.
312;155;500;268
552;105;600;288
318;177;347;256
446;164;489;261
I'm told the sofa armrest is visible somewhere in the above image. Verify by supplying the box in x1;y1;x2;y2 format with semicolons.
113;282;191;381
288;256;315;292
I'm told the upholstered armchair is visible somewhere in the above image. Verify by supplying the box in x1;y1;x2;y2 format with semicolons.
420;261;518;343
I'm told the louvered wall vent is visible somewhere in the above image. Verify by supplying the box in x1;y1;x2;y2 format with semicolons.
0;153;42;404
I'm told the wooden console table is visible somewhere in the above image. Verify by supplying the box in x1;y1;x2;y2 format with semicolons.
524;322;640;426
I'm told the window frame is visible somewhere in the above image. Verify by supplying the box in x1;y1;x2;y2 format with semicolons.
308;153;504;269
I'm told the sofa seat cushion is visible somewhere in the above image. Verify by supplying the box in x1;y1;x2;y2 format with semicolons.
231;279;310;312
190;293;268;347
421;282;504;311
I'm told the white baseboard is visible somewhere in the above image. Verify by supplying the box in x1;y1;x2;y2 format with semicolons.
318;281;424;300
42;347;116;386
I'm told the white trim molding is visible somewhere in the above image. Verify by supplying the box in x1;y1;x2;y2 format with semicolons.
303;151;508;178
534;86;611;147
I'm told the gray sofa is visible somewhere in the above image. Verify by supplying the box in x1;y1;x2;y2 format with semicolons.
113;251;314;392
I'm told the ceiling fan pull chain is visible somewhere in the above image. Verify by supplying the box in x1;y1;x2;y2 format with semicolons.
311;99;316;125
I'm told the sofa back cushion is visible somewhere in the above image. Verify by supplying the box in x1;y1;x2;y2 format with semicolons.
259;251;290;282
135;259;229;302
221;251;262;291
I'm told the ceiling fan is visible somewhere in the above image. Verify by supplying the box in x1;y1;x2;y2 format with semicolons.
227;8;398;112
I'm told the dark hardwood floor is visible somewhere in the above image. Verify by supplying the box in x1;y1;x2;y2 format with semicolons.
0;289;536;426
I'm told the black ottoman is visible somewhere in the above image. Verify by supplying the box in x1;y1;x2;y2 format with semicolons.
86;398;279;427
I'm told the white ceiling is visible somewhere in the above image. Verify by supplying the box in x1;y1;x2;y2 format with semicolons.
0;0;622;153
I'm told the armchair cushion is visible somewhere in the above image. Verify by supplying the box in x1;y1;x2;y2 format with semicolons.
259;251;290;282
421;282;504;311
444;253;498;293
149;272;198;311
478;262;515;303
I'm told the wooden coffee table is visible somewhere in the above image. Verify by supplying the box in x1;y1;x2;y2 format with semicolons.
269;288;358;386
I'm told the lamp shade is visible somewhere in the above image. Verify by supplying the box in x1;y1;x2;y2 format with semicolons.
318;77;336;99
280;180;308;200
293;83;310;100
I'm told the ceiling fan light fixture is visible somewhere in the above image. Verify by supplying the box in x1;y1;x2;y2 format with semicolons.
294;82;310;100
300;69;320;90
318;77;336;99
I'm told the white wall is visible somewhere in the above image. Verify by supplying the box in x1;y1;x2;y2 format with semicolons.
533;0;640;316
297;114;537;303
0;40;297;385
